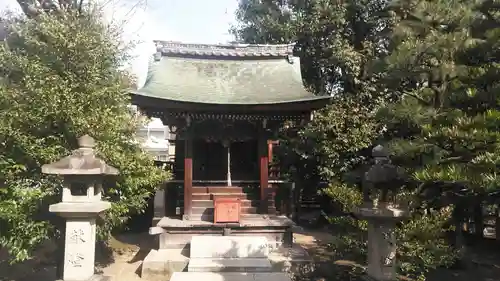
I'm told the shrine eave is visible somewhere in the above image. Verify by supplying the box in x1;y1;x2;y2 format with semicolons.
130;93;331;113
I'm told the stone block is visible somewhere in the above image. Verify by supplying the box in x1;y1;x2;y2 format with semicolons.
58;275;110;281
141;249;189;280
190;236;269;258
159;231;286;250
188;258;272;272
170;272;292;281
268;245;314;278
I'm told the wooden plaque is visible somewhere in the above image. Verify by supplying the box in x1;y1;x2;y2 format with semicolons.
214;197;241;224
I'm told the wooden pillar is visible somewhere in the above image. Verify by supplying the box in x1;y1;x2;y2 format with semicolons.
183;130;193;220
259;139;269;211
259;120;269;213
268;140;273;163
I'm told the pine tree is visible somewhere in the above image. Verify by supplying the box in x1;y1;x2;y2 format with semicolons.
233;0;499;278
380;0;500;259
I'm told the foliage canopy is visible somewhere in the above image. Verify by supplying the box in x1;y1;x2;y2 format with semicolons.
234;0;500;280
0;9;167;262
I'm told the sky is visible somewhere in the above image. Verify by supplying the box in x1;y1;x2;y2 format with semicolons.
0;0;239;87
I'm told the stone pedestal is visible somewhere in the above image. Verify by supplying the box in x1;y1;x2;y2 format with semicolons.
64;218;97;280
49;203;111;281
356;205;407;281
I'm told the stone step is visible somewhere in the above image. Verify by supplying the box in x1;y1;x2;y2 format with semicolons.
192;206;258;215
170;272;291;281
188;213;267;221
188;258;272;272
192;186;243;194
191;199;257;208
192;193;258;200
190;235;269;258
141;249;189;280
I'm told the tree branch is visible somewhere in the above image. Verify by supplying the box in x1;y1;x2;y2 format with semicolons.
402;90;431;106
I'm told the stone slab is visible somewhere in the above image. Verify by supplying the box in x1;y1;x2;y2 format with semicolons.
49;202;111;217
141;249;189;280
355;206;407;220
268;245;314;278
188;258;272;272
159;230;286;250
156;215;294;228
190;235;270;258
58;275;110;281
170;272;292;281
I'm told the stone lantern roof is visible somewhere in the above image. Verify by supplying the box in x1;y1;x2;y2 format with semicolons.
42;135;119;176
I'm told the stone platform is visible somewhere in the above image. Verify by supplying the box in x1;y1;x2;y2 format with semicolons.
170;272;291;281
190;236;270;258
150;215;294;250
141;234;313;280
187;258;273;272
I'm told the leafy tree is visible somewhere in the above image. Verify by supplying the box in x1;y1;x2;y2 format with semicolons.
15;0;87;17
0;9;167;263
233;0;391;183
233;0;487;279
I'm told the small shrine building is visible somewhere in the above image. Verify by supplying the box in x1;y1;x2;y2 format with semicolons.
131;41;330;226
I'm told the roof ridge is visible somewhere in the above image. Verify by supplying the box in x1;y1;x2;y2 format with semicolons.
154;40;295;58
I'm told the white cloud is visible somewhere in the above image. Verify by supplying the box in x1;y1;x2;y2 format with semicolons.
0;0;23;16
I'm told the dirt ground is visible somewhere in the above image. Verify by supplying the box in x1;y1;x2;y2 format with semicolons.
1;229;500;281
296;228;500;281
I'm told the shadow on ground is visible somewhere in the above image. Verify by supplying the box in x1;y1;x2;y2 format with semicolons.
0;241;58;281
0;232;156;281
294;224;500;281
2;225;500;281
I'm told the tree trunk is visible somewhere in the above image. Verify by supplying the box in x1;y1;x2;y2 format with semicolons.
495;203;500;241
473;202;484;240
453;205;466;257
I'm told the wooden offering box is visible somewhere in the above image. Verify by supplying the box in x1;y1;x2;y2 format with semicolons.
214;197;241;224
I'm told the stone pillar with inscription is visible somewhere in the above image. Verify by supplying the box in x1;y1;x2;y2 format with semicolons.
42;135;118;281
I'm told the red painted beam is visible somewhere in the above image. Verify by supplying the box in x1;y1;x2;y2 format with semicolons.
184;139;193;219
260;155;269;203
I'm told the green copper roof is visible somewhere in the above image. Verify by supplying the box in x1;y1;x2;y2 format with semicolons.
133;42;329;105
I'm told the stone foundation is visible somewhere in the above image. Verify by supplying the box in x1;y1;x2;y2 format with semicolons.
141;249;189;281
154;216;294;250
141;241;313;280
58;276;110;281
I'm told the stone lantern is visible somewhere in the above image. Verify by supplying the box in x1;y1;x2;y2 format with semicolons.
356;145;409;281
42;135;118;281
